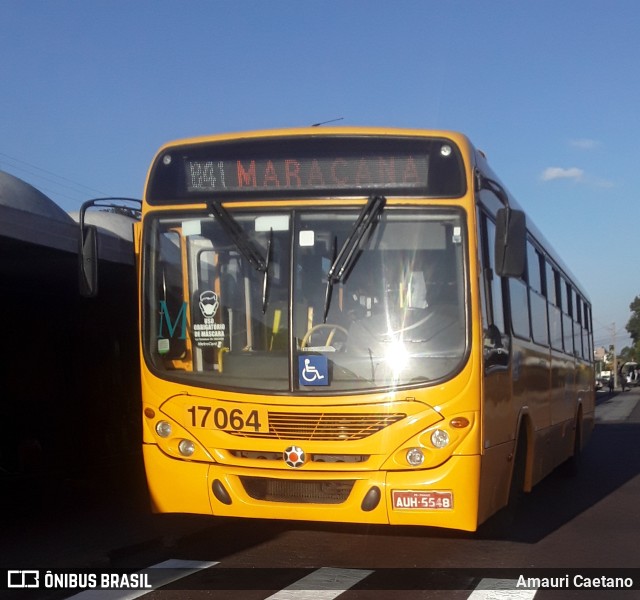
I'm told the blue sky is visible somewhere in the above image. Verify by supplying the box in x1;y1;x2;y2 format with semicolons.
1;0;638;349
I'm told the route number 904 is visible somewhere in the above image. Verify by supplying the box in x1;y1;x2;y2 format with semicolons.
187;405;268;433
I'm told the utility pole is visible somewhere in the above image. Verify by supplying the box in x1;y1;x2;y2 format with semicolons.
611;323;618;389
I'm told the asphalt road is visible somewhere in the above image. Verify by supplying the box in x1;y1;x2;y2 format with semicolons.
2;387;640;599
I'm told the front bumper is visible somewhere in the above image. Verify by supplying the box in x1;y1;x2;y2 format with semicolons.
143;444;481;531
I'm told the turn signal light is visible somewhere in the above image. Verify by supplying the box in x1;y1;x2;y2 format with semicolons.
450;417;470;429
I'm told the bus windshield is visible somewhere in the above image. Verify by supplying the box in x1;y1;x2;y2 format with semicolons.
143;206;467;393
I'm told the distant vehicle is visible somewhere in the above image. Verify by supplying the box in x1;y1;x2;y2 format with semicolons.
621;362;638;386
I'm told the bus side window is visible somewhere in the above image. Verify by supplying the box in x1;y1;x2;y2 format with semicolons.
546;263;563;351
578;295;591;360
478;210;508;367
527;241;548;347
502;242;529;342
583;302;593;360
572;288;583;358
561;278;573;354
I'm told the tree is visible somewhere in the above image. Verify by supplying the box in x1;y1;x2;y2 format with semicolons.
619;346;636;364
626;295;640;359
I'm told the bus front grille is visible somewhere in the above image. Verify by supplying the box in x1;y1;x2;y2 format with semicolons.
240;476;355;504
228;412;406;440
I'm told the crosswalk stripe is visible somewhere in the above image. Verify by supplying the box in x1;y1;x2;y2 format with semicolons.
65;559;218;600
468;578;538;599
264;567;374;599
63;562;543;599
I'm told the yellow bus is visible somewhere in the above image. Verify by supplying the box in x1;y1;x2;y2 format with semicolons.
110;127;595;531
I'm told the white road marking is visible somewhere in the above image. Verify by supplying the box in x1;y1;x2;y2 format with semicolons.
468;578;537;599
62;561;546;599
264;566;373;599
65;559;218;599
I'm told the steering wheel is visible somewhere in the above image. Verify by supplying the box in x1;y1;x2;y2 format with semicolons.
301;323;349;348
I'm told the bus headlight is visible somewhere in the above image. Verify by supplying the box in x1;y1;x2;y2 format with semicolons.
406;447;425;466
178;439;195;457
155;420;172;438
430;429;450;449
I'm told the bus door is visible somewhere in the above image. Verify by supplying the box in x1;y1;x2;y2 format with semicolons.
477;209;512;519
154;227;191;368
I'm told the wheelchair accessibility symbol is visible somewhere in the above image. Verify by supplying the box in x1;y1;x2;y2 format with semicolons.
299;355;329;386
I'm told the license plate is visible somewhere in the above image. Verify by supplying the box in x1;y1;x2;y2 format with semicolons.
186;405;269;434
392;490;453;510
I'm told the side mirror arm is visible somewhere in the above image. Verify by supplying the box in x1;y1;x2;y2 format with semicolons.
78;198;141;298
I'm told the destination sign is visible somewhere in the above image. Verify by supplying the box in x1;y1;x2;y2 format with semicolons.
146;135;465;203
185;154;429;194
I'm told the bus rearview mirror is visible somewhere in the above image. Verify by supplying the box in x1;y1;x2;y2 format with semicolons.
79;224;98;298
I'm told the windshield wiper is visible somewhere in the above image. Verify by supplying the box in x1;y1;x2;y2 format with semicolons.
207;200;271;312
262;228;273;313
207;200;266;271
322;195;386;321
